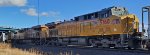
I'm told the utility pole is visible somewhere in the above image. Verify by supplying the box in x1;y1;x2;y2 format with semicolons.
37;0;41;45
37;0;40;25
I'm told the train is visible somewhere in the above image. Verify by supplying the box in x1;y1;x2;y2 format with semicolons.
9;6;149;49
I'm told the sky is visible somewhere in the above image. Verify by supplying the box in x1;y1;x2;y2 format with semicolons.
0;0;150;29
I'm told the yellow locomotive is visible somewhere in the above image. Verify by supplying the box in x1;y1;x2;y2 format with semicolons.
14;6;142;49
56;14;139;37
51;6;141;48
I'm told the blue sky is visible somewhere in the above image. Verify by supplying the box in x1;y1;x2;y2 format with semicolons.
0;0;150;28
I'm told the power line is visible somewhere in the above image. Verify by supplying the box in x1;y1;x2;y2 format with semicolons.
37;0;40;25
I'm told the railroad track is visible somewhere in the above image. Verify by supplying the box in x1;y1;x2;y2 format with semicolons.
47;45;150;54
12;44;150;54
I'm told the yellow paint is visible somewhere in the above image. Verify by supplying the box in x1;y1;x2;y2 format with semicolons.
56;14;139;37
40;25;49;38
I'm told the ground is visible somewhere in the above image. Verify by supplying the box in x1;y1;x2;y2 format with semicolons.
0;43;150;55
0;43;39;55
13;44;150;55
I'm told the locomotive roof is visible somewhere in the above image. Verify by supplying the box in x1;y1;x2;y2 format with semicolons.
74;6;124;17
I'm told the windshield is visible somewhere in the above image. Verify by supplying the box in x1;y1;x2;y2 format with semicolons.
111;7;129;16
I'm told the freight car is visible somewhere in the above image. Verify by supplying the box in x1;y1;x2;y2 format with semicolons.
13;6;144;49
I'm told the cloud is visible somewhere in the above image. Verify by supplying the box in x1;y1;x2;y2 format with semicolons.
48;11;60;17
40;12;49;17
21;8;60;17
0;0;27;7
40;11;60;17
21;8;38;16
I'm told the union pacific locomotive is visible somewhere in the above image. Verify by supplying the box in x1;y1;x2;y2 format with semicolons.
12;6;143;49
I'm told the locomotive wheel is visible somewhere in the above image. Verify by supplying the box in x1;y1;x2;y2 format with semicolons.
89;39;98;47
146;41;150;50
109;44;115;48
147;46;150;50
